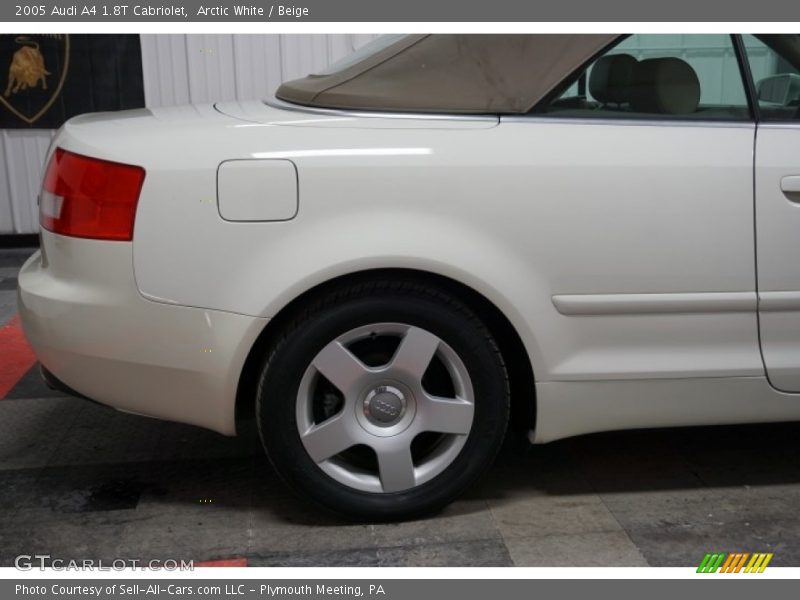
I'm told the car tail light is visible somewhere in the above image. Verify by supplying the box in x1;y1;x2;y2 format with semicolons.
40;148;145;241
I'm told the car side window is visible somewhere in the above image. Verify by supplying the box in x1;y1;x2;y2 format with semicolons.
539;34;750;121
742;34;800;121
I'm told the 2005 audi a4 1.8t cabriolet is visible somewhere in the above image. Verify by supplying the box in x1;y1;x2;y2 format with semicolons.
18;34;800;519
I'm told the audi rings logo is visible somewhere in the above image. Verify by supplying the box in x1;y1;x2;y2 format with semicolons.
372;397;402;420
364;385;406;424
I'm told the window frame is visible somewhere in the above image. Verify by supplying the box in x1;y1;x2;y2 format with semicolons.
738;34;800;124
527;34;758;125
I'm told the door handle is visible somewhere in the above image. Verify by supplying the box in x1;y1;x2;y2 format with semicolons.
781;176;800;197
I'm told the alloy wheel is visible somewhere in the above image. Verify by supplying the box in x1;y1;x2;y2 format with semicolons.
295;322;475;493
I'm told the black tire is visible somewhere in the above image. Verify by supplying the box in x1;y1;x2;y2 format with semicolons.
256;279;510;521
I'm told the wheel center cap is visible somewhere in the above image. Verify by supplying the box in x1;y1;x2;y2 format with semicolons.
364;385;406;426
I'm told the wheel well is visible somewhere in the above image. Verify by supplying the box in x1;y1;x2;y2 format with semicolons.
235;269;536;439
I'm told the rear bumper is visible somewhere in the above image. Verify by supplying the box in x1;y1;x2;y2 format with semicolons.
17;236;267;435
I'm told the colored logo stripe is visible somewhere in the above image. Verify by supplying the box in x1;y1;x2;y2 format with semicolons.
697;553;726;573
0;315;37;399
745;553;773;573
720;553;749;573
697;552;773;573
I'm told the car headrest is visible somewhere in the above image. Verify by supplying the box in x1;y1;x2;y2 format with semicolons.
630;57;700;115
589;54;637;105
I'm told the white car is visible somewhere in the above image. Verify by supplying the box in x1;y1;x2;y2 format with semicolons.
18;33;800;519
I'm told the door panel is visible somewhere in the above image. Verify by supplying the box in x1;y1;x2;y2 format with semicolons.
755;126;800;391
742;34;800;391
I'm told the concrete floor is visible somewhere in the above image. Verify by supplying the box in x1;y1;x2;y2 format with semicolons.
2;247;800;567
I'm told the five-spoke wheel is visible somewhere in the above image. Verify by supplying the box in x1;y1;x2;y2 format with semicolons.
297;323;474;493
256;280;509;520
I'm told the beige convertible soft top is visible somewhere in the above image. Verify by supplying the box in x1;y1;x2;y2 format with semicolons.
276;34;621;114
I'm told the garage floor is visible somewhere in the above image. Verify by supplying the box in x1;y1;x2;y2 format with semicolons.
2;247;800;568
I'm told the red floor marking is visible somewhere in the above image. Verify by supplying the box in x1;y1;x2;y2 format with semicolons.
0;315;37;399
195;558;248;568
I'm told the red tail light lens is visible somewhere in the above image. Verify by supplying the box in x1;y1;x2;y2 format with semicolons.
40;148;145;241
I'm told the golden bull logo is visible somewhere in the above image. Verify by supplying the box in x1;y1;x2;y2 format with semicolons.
4;36;52;96
697;552;773;573
0;34;69;124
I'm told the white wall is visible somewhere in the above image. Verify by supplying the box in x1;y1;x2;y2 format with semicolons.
0;34;378;235
0;129;53;234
